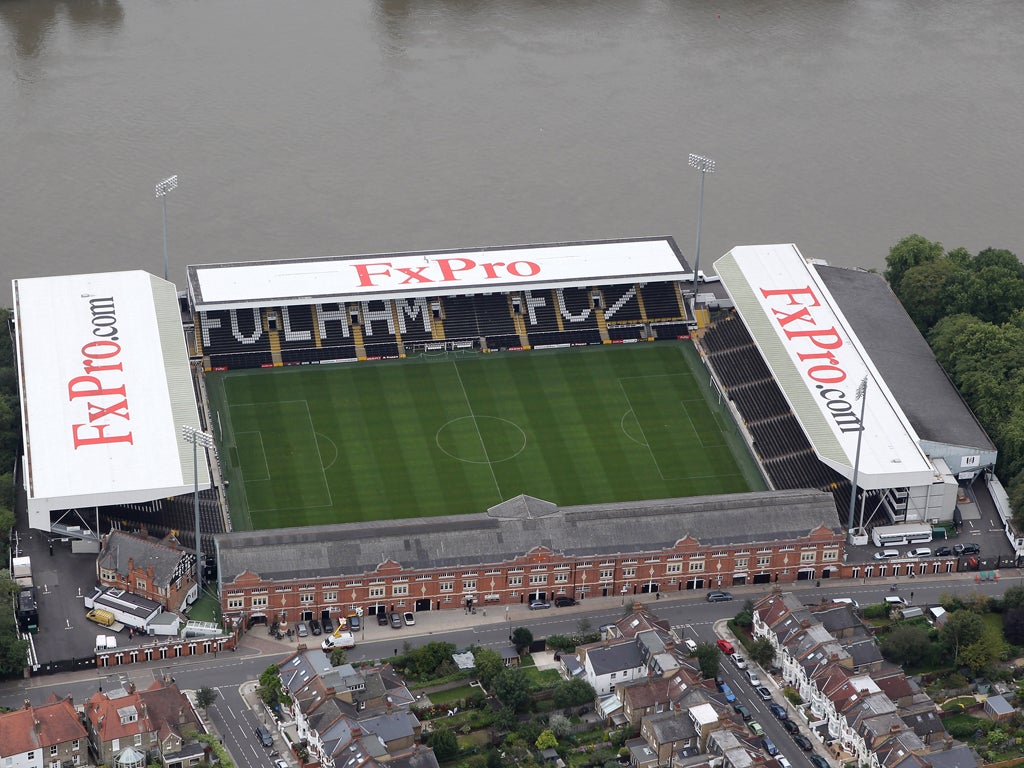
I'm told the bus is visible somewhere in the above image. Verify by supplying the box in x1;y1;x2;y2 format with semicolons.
871;523;933;548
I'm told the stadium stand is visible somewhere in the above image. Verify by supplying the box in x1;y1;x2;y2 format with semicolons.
638;281;685;320
438;295;480;340
601;284;645;323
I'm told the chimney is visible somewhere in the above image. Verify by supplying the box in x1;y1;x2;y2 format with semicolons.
34;720;42;733
127;682;136;694
128;557;135;574
140;702;147;720
148;564;154;580
943;737;953;751
351;726;362;737
800;620;811;629
23;699;31;710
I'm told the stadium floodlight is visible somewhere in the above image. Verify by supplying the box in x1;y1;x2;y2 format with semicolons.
155;175;178;282
687;154;716;295
182;425;214;594
845;376;869;543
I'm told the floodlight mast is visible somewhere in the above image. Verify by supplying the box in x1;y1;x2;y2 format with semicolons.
687;154;716;295
181;424;214;595
155;175;178;282
846;377;869;544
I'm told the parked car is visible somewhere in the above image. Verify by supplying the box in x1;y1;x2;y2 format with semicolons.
403;611;416;626
719;682;736;703
377;611;390;626
746;669;762;686
706;591;734;602
777;757;793;768
295;621;308;638
389;611;402;629
793;734;813;751
321;616;334;634
731;653;748;669
874;549;901;559
529;600;551;610
809;755;831;768
733;703;752;721
905;547;932;558
254;725;274;748
348;613;361;631
748;721;764;737
274;760;289;768
684;638;698;654
554;596;577;607
762;737;779;756
934;546;953;557
780;717;799;734
716;638;735;655
769;702;787;719
954;543;980;555
755;685;772;701
309;618;322;635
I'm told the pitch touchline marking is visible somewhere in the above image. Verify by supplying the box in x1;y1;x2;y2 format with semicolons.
451;361;503;500
302;400;334;507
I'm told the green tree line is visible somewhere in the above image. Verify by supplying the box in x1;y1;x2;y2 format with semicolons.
884;236;1024;525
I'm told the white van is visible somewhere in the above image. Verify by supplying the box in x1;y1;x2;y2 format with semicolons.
684;638;698;654
831;598;860;610
873;549;901;560
884;596;908;607
905;548;932;558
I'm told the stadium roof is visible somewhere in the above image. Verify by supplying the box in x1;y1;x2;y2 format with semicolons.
12;271;210;528
215;488;840;582
714;245;935;490
187;237;688;310
815;265;994;453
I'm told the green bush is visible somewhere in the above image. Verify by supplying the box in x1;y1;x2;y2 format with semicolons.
783;686;804;705
862;604;889;620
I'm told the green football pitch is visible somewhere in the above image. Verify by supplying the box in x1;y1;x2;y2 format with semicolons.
205;343;764;531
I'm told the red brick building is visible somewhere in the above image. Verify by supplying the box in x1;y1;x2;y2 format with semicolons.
98;529;198;613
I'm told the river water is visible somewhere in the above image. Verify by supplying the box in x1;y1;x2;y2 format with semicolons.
2;0;1022;292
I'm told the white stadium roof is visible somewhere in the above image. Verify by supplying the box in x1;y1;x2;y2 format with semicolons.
187;237;688;310
714;245;936;490
12;271;210;527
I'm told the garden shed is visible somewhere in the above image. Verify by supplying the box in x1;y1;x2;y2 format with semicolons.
983;694;1014;722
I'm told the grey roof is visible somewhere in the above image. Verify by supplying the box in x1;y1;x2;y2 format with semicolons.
644;709;698;742
589;641;644;676
216;488;839;582
359;711;416;743
817;266;994;451
985;694;1014;715
923;745;981;768
98;530;186;589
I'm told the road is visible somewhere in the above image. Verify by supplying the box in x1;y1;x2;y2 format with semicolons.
0;575;1012;767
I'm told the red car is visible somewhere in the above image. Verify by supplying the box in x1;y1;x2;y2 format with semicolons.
716;638;735;655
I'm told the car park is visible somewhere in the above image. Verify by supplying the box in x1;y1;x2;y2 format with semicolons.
295;621;308;638
905;548;931;558
554;596;577;607
731;654;748;670
934;546;953;557
706;591;734;602
954;543;980;555
377;612;389;626
733;703;752;721
403;611;416;626
793;734;813;751
809;755;831;768
255;725;274;748
762;737;779;756
748;721;764;737
874;549;901;559
309;618;322;635
746;669;762;686
780;717;799;734
769;702;787;719
389;612;402;629
716;638;735;654
755;685;772;701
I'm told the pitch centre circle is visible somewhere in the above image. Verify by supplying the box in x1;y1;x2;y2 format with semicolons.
436;416;528;464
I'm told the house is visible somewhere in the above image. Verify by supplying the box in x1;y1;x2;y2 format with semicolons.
84;677;204;768
580;639;645;695
0;696;88;768
983;695;1014;722
98;529;197;613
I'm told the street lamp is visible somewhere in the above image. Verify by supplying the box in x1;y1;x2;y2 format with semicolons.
155;174;178;282
181;425;214;595
846;376;869;544
687;154;716;295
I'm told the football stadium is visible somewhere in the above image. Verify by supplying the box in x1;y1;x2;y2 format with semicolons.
11;237;1008;618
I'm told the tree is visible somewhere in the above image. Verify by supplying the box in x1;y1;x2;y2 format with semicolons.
493;667;531;712
940;610;986;665
535;729;557;750
257;663;287;707
552;678;595;708
494;706;519;732
196;687;218;711
511;627;533;655
896;258;960;332
959;627;1005;675
429;728;458;761
748;637;775;668
879;624;933;667
548;714;572;737
329;647;348;667
1001;586;1024;611
695;642;720;680
472;647;504;688
885;234;944;291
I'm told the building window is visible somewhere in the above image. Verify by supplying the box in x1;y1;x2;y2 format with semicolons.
72;741;79;751
134;734;142;746
822;549;838;562
51;746;58;757
735;558;748;569
462;580;477;591
136;579;147;590
622;568;636;578
553;573;569;583
599;569;614;580
393;584;409;596
299;593;314;603
800;551;817;563
369;586;385;598
689;560;705;573
227;597;243;610
756;555;772;567
324;591;337;602
439;581;454;592
251;596;268;609
508;576;523;586
529;574;548;585
666;563;682;574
